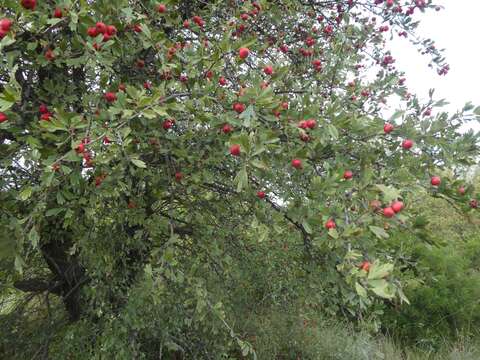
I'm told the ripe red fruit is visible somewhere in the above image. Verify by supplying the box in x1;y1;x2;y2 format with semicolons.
0;112;8;123
325;219;336;230
103;136;111;144
0;19;13;31
230;144;241;156
40;113;52;121
118;83;126;92
96;22;107;34
391;201;404;213
21;0;36;10
175;172;183;182
383;207;395;218
183;20;190;28
162;119;173;130
263;65;273;75
39;104;49;114
458;186;466;195
298;121;308;129
470;199;478;209
53;7;63;18
238;47;250;59
143;81;151;89
233;102;245;114
257;191;266;199
75;143;85;154
106;25;117;36
430;176;441;186
104;92;117;103
222;124;233;134
291;159;302;169
360;261;371;272
299;133;311;142
384;123;394;134
402;139;413;150
87;27;98;37
306;119;316;129
45;48;55;61
218;76;227;86
281;102;289;110
133;24;143;33
157;4;167;13
343;170;353;180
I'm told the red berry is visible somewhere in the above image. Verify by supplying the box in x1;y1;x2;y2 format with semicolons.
470;199;478;209
391;201;404;213
306;119;317;129
343;170;353;180
384;123;394;134
40;113;52;121
233;102;246;114
53;8;63;18
402;139;413;150
20;0;36;10
360;261;371;272
0;112;8;123
299;133;311;142
458;186;466;195
104;92;117;103
118;83;126;92
0;19;13;31
157;4;167;13
175;172;183;182
230;144;241;156
39;104;49;114
383;207;395;218
87;27;98;37
263;65;273;75
222;124;233;134
238;47;250;59
162;119;174;130
183;20;190;28
219;76;227;86
431;176;441;186
45;48;55;61
75;143;85;154
291;159;302;169
257;191;266;199
96;22;107;34
106;25;117;36
325;219;336;230
281;102;289;110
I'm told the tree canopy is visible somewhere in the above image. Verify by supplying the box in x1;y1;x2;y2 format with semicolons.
0;0;479;358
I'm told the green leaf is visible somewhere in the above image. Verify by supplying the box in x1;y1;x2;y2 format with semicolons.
369;226;389;239
250;159;268;170
375;184;400;203
19;187;33;201
302;220;313;235
355;282;368;298
131;159;147;168
328;228;339;239
368;262;394;280
235;166;248;193
369;279;395;299
327;124;339;140
28;228;40;249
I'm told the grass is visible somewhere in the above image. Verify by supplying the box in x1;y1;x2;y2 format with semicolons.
234;306;480;360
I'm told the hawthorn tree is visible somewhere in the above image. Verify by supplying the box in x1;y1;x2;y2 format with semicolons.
0;0;479;358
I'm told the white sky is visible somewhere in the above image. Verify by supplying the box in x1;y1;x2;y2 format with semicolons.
387;0;480;131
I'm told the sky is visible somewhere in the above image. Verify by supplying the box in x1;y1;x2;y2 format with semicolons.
386;0;480;131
